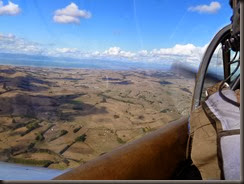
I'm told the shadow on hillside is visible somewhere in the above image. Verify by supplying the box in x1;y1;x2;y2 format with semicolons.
0;93;108;122
0;69;17;75
0;75;53;92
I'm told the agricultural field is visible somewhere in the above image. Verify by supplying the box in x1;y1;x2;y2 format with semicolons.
0;65;194;169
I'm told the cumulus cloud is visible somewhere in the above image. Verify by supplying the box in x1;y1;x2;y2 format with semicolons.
53;2;91;24
188;1;221;14
138;50;148;56
0;33;209;66
87;44;207;66
49;47;85;58
0;0;21;16
146;44;208;65
104;47;121;56
0;33;43;54
55;47;79;53
103;47;136;59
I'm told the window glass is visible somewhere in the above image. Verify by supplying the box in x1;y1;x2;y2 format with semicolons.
201;44;224;101
230;51;240;82
0;0;233;176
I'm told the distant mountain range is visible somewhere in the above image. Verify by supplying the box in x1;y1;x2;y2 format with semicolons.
0;52;171;71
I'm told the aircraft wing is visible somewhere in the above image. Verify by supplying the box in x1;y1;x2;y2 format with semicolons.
0;162;69;180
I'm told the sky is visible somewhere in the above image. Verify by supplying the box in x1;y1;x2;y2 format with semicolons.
0;0;233;66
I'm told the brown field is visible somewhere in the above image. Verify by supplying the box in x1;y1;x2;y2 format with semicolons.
0;65;194;169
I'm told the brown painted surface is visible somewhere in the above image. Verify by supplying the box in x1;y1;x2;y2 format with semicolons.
54;116;189;180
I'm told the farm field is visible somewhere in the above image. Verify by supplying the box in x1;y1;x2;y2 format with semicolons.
0;65;194;169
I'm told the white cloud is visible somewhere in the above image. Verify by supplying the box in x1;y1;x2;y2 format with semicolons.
89;44;207;66
104;47;121;56
103;47;136;59
0;33;209;66
92;51;100;56
53;15;80;24
0;0;21;16
150;44;209;65
55;47;79;53
53;2;91;24
188;1;221;14
0;33;43;54
138;50;148;56
50;47;84;58
120;50;135;58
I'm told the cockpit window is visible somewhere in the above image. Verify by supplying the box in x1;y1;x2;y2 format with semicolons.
230;51;240;82
0;0;233;177
201;43;224;101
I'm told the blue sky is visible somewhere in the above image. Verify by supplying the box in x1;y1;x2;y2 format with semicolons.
0;0;233;65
